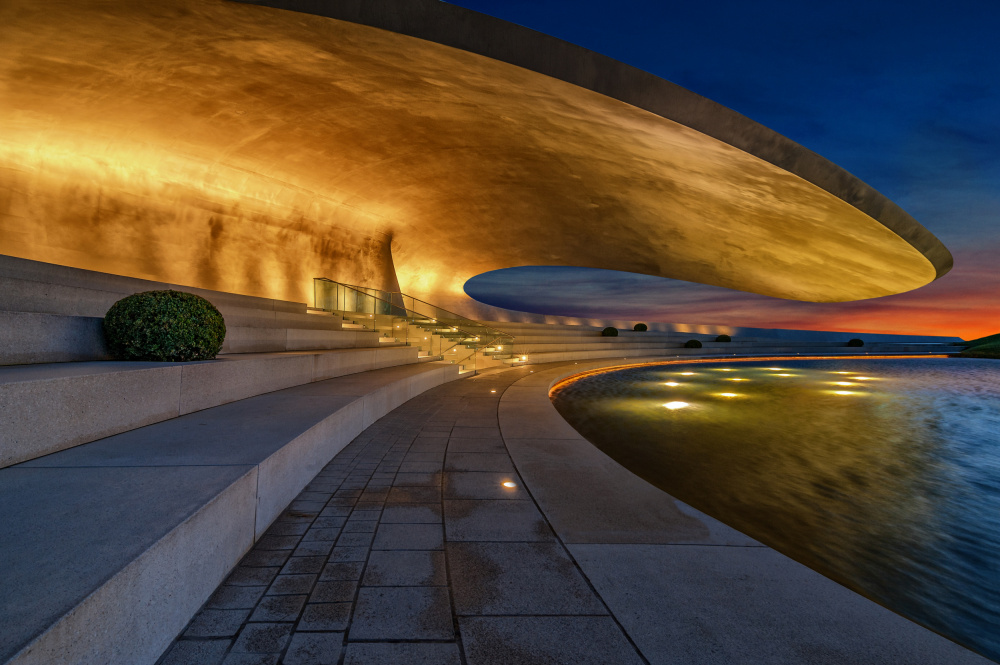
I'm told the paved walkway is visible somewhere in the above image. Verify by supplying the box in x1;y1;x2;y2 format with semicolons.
159;360;992;665
158;364;641;665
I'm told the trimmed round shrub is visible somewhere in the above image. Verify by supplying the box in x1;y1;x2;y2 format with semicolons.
715;334;732;343
684;339;703;348
601;326;619;337
104;290;226;361
846;338;865;347
633;323;648;332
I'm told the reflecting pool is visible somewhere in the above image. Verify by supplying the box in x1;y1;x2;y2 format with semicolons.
551;358;1000;660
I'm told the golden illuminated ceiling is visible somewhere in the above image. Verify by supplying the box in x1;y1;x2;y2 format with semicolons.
0;0;950;313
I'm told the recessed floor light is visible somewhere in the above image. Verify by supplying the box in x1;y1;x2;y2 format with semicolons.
663;401;689;410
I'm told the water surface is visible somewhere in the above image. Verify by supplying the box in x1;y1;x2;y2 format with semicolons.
552;358;1000;661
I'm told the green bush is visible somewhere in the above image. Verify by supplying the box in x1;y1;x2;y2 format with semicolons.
715;334;732;343
601;326;619;337
104;290;226;361
846;338;865;347
684;339;703;348
633;323;648;332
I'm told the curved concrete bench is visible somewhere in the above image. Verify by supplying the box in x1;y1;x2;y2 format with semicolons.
0;361;460;665
497;357;989;664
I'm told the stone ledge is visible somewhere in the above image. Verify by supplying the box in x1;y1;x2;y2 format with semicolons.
0;361;462;665
497;357;989;664
0;346;419;468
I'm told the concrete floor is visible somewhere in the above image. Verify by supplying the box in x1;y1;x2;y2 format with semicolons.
159;361;993;665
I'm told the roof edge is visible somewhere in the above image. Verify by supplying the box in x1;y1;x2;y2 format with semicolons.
231;0;953;280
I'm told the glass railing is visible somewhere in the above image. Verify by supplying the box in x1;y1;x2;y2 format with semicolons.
313;278;515;373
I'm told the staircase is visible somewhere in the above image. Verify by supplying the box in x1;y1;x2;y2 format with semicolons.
313;279;516;374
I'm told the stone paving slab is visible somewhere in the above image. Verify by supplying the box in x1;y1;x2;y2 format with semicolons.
459;616;646;665
571;542;986;665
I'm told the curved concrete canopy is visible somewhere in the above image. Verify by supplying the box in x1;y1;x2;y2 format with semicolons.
0;0;951;316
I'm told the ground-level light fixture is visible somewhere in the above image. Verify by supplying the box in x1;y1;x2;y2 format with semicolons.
663;401;689;409
502;481;517;488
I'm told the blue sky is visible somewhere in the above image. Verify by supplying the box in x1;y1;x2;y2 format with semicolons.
446;0;1000;338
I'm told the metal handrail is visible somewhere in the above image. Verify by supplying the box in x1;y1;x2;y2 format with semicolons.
328;279;512;343
313;277;515;373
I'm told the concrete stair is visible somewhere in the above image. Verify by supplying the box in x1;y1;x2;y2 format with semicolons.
0;254;386;365
0;345;423;469
479;320;964;365
0;360;462;665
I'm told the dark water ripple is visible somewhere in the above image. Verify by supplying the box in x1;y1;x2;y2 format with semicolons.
551;358;1000;661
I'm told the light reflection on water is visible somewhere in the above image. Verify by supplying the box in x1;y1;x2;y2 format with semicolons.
551;358;1000;661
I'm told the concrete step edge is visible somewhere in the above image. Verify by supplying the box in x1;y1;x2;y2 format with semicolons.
0;346;421;468
1;362;463;665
